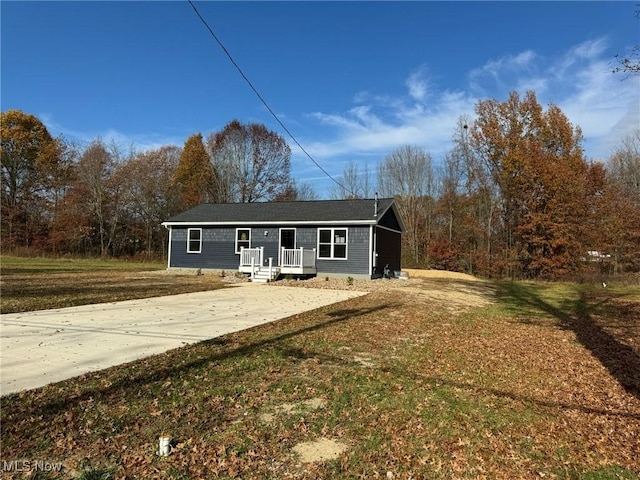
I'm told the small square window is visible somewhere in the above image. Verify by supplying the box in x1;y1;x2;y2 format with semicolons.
187;228;202;253
235;228;251;254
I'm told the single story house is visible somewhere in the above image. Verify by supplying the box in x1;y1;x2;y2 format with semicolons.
162;197;404;281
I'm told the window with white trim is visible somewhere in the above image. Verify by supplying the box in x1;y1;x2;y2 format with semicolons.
235;228;251;254
187;228;202;253
317;228;347;259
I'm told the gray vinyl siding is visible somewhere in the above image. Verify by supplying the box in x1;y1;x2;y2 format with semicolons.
258;225;370;276
169;224;372;276
170;227;239;269
314;226;370;276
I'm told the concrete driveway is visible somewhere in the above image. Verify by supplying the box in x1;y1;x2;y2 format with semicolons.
0;284;366;396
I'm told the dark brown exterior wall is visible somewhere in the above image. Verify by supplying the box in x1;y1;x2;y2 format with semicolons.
375;226;402;274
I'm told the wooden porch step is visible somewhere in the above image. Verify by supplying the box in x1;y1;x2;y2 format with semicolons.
251;266;281;283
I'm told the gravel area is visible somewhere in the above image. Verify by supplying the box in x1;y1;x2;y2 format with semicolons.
267;275;423;292
154;268;483;292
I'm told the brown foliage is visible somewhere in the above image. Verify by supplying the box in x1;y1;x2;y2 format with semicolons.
1;109;57;249
471;91;592;279
172;133;217;209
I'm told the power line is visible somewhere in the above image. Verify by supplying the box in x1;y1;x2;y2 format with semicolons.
186;0;352;195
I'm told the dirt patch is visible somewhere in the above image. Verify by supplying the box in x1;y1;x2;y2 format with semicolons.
404;268;481;281
268;269;494;315
353;355;376;368
292;437;348;463
260;397;327;424
400;279;496;313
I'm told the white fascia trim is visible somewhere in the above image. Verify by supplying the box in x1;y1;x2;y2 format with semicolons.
376;224;403;234
162;220;377;227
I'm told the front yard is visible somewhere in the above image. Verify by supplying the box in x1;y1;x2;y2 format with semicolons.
0;261;638;479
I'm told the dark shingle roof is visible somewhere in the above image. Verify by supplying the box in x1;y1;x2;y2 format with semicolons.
164;198;396;225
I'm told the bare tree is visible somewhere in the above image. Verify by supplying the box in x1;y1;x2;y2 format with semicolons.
608;129;640;197
435;117;499;274
329;160;372;199
207;120;293;203
74;139;117;256
378;145;435;266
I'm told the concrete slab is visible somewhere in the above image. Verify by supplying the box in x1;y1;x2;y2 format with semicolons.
0;284;366;396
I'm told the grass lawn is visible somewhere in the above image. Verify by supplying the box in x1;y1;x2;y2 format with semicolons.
1;259;639;479
0;255;228;313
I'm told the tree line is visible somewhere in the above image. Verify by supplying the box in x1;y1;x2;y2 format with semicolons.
2;91;639;279
1;113;308;258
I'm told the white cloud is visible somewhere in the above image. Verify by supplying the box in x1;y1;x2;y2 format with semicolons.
40;114;184;153
406;69;429;102
304;37;639;174
469;49;537;93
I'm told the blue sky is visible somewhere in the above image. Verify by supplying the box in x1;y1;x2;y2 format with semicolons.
2;1;639;197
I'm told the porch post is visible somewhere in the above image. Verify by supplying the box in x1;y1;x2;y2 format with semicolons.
250;255;255;279
268;257;273;280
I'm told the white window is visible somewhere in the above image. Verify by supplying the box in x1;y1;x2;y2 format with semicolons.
317;228;347;259
235;228;251;254
187;228;202;253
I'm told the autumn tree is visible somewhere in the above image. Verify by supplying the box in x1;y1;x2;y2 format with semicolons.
172;133;217;209
206;120;293;203
44;137;79;254
0;110;68;249
377;145;435;267
118;145;181;256
471;91;590;279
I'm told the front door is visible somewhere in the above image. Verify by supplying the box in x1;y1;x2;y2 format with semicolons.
280;228;296;250
278;228;296;266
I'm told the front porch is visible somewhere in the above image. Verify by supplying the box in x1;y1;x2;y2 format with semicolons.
239;247;317;281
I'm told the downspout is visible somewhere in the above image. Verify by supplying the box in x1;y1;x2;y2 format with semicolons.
372;225;377;277
164;225;172;270
372;193;379;277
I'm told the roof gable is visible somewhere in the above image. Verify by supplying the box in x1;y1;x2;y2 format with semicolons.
164;198;401;228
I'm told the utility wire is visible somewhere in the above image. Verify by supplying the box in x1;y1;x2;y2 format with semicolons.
187;0;353;195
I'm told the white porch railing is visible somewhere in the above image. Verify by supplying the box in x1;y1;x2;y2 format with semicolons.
240;247;264;272
281;247;316;268
240;246;315;277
